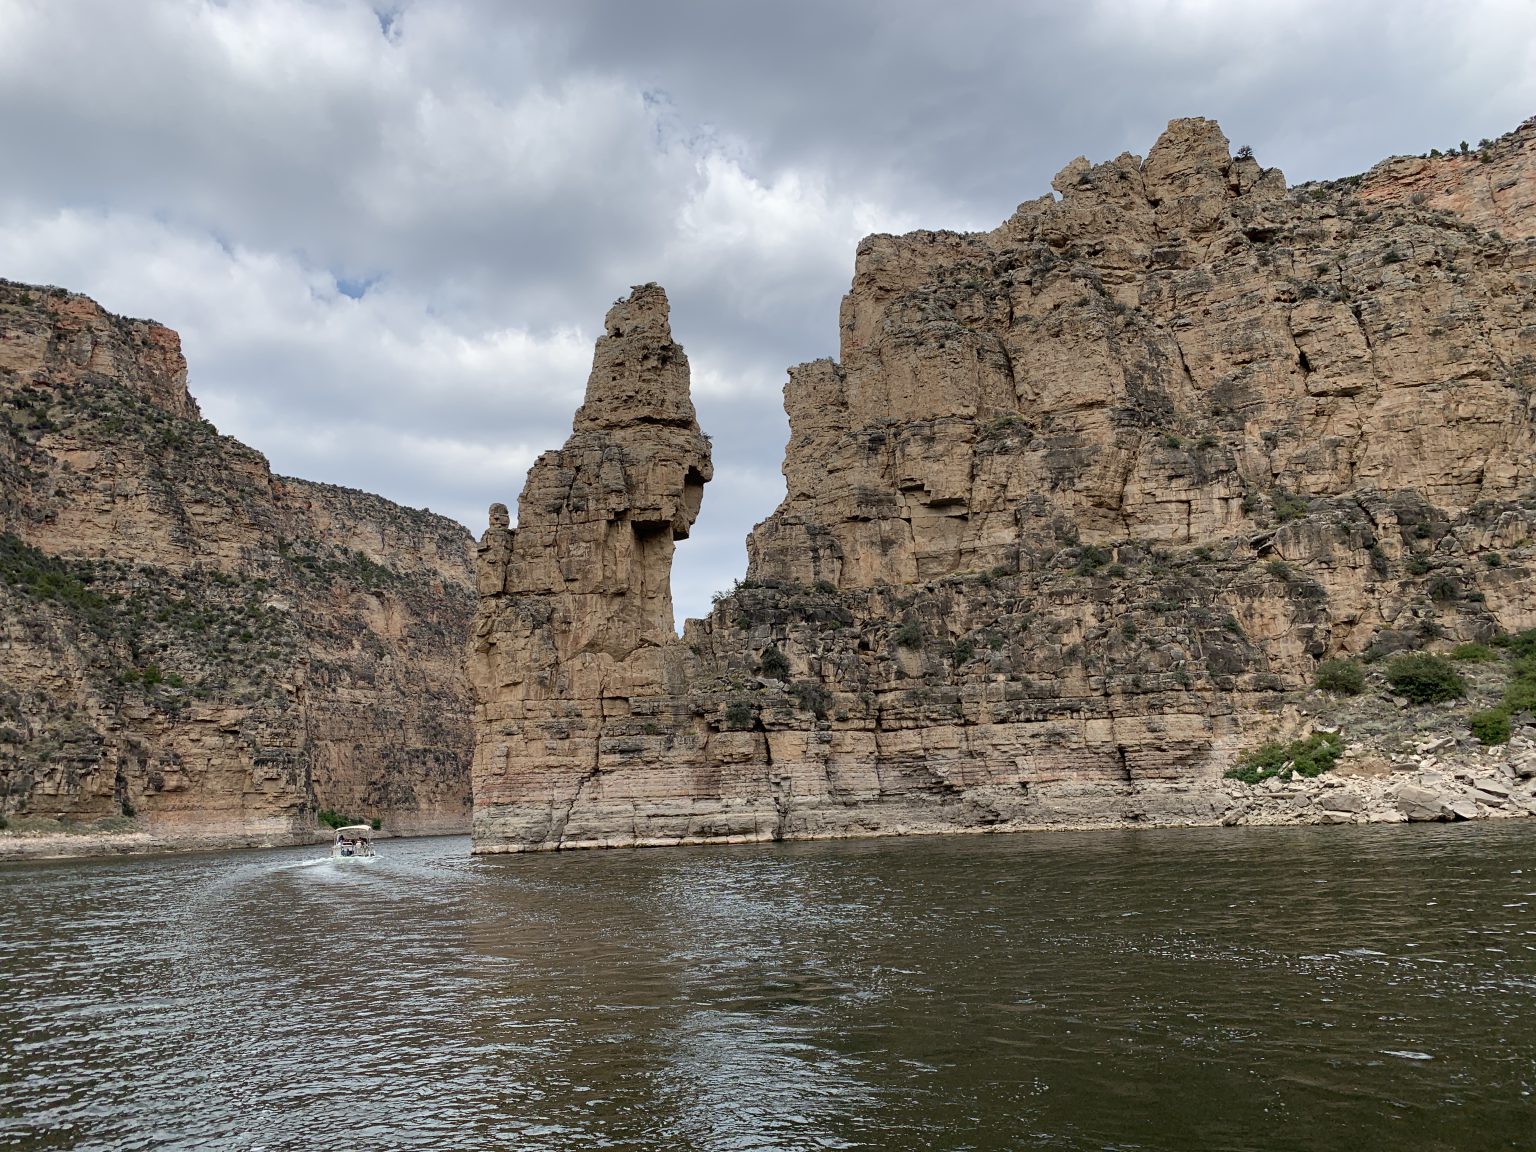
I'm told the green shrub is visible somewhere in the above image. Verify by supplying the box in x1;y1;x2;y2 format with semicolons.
1449;642;1498;662
790;680;832;719
1266;559;1292;581
370;817;382;831
757;647;790;680
894;620;923;649
1384;654;1466;703
1271;490;1310;522
952;639;975;666
1314;659;1364;695
1225;731;1344;784
1470;709;1511;746
722;701;753;730
1427;574;1459;602
1076;545;1110;574
1494;628;1536;659
1502;676;1536;715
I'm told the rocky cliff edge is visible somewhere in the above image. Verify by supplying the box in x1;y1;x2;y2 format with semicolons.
472;118;1536;851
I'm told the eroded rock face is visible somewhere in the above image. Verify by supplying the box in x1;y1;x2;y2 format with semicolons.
471;118;1536;852
470;285;714;847
0;280;475;845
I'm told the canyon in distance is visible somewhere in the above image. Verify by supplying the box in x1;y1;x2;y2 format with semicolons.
6;116;1536;858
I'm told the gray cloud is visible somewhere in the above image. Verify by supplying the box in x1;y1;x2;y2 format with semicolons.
0;0;1532;621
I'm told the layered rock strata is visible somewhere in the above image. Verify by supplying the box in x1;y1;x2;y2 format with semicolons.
471;117;1536;852
0;281;475;849
470;285;714;846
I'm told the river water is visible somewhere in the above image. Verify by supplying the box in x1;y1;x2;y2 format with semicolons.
2;824;1534;1151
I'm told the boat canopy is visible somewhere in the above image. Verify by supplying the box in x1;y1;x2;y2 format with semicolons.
331;824;374;839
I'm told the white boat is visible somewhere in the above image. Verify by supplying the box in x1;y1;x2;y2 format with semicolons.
329;824;376;859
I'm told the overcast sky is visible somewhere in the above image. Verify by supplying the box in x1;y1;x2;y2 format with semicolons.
1;1;1533;624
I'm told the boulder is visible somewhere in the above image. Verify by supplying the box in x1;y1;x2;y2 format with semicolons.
1320;791;1366;814
1396;784;1450;822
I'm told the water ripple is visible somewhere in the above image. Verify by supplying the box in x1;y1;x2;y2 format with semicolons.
2;824;1535;1149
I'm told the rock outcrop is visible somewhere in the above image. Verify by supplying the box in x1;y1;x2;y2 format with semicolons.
470;285;713;847
471;117;1536;852
0;280;475;848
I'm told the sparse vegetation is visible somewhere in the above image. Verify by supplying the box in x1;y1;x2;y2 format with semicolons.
757;647;790;680
1076;545;1111;575
791;680;832;719
1449;642;1498;662
1270;489;1310;522
1470;709;1512;746
1224;731;1344;784
1384;653;1466;704
894;619;923;649
1314;659;1364;695
0;533;113;633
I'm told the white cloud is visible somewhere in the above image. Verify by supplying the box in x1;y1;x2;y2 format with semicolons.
1;0;1533;624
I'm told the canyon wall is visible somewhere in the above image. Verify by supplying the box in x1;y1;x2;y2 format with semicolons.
0;281;475;846
471;118;1536;851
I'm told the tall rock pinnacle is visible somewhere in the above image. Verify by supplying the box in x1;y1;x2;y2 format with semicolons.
469;285;714;848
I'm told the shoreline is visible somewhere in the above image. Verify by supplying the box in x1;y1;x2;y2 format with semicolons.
0;824;471;863
472;748;1536;853
9;739;1533;863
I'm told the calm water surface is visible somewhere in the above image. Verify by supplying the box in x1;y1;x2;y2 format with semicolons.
2;824;1534;1151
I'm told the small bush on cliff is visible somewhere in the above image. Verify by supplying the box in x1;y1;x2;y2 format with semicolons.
1450;642;1498;662
1314;659;1364;695
1075;545;1110;574
791;680;832;719
1470;709;1512;746
757;647;790;680
1225;731;1344;784
1494;628;1536;659
1501;670;1536;715
722;701;753;730
1271;489;1310;523
1385;654;1466;704
894;619;923;649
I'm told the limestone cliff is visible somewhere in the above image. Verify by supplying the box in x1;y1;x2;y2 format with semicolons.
0;280;474;846
470;285;713;846
471;118;1536;852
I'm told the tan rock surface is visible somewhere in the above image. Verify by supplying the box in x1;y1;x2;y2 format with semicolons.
0;280;475;849
472;117;1536;851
